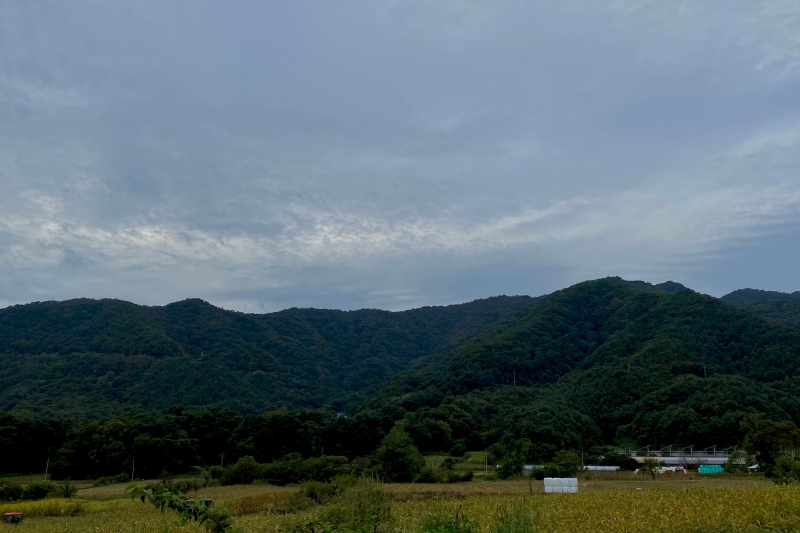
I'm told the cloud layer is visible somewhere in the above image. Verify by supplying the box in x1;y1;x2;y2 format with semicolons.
1;0;800;311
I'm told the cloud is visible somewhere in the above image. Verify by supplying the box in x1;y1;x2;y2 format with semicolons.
1;1;799;311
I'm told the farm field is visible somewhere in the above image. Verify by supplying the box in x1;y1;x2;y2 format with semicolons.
4;476;794;533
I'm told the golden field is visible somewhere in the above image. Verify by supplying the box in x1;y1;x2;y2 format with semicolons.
4;478;798;533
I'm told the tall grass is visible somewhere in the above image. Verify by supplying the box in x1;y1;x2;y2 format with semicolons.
394;485;800;533
10;483;800;533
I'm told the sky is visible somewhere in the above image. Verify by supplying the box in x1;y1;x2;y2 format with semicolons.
1;1;800;312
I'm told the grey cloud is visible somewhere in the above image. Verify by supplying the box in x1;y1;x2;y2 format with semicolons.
1;0;799;311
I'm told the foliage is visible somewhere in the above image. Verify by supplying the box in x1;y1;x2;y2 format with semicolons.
128;481;234;532
5;278;800;481
22;480;56;500
221;456;265;486
0;296;536;418
55;480;78;498
319;480;394;533
370;427;425;482
280;480;394;533
742;416;800;472
414;467;474;484
723;449;746;473
0;482;23;501
640;459;663;479
772;456;800;485
551;450;583;477
496;455;523;480
94;473;130;486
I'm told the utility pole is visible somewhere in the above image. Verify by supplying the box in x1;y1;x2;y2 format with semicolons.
44;455;50;481
513;371;516;386
220;452;224;469
131;455;135;481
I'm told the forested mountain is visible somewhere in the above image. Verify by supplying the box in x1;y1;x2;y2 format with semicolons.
721;288;800;330
0;295;537;417
358;279;800;460
3;277;800;478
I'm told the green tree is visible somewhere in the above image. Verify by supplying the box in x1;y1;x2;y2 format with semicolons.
742;416;800;472
370;427;424;482
772;456;800;485
640;459;662;480
552;450;583;477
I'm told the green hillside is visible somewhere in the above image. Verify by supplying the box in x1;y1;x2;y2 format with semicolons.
359;279;800;456
5;277;800;477
0;295;537;417
721;288;800;330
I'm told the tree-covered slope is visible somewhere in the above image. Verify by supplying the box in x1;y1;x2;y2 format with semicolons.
359;279;800;454
721;289;800;330
0;295;537;417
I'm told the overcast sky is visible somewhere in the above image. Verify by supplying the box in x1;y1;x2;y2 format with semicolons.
2;1;800;312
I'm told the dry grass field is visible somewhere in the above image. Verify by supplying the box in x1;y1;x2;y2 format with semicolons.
4;476;794;533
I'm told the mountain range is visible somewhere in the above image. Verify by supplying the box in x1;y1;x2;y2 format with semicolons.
2;276;800;450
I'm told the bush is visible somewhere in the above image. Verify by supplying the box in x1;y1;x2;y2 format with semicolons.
772;456;800;484
414;468;473;483
260;454;349;486
300;481;339;505
441;457;457;470
497;456;523;479
449;441;467;458
22;480;56;500
530;464;562;480
55;480;78;498
221;456;266;485
94;473;130;486
552;450;583;477
0;482;23;501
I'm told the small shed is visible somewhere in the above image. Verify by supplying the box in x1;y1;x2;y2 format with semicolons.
4;512;23;524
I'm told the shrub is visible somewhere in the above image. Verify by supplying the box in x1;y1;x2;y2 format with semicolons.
772;456;800;485
221;455;266;485
552;450;583;477
414;468;473;483
94;473;130;486
55;480;78;498
531;464;562;480
415;467;441;483
497;456;523;479
449;441;467;458
0;482;23;501
300;481;339;505
22;480;56;500
441;457;457;470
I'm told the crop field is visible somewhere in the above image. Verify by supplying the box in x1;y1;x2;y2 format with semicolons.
4;476;796;533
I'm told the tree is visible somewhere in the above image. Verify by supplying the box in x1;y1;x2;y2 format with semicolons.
772;456;800;485
640;459;662;479
552;450;583;477
370;427;424;482
742;416;800;472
